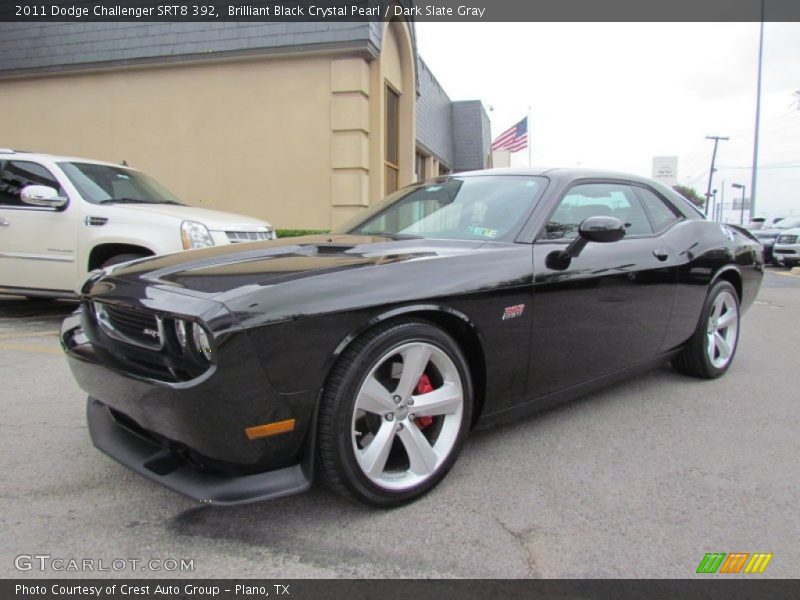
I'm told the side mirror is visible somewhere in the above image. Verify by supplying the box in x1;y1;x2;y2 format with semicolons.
20;185;68;208
578;216;626;244
545;216;626;270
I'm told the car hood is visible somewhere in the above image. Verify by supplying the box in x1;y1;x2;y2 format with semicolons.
101;235;489;298
105;203;272;230
775;228;800;239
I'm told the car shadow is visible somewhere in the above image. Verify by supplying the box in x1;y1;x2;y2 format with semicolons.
167;363;687;575
0;296;78;320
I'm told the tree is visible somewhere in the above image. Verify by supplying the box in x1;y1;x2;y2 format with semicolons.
673;184;705;208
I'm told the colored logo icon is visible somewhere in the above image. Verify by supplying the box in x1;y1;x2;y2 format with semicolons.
696;552;772;574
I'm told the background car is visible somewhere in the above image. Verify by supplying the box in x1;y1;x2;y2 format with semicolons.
774;228;800;268
0;149;276;299
751;216;800;266
61;168;763;507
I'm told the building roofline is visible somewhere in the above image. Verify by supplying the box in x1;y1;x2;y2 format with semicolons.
0;39;379;81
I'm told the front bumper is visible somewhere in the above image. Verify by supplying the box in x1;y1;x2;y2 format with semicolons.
88;398;310;505
774;245;800;265
62;299;317;505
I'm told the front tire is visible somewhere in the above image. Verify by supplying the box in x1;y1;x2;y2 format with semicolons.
100;253;148;269
317;319;473;507
672;280;740;379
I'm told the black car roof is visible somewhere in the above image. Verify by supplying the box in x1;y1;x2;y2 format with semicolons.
456;166;661;186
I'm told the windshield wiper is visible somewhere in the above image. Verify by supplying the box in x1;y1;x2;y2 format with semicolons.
99;197;183;205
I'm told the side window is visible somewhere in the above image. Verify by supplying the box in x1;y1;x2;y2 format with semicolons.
543;183;653;240
633;186;681;232
0;161;64;208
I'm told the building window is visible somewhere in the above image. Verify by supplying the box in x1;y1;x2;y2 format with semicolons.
385;84;400;196
415;151;426;182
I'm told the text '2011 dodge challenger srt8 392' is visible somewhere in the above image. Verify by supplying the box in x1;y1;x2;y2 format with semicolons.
61;168;763;507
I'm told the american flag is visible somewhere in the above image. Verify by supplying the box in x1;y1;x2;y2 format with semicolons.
491;117;528;152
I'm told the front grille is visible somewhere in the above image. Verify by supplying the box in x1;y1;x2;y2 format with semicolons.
225;230;272;243
777;234;798;244
95;302;162;350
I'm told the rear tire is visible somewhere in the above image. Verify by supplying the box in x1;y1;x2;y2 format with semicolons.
672;280;740;379
317;319;473;507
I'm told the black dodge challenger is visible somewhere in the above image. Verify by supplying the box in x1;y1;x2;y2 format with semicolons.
61;168;763;507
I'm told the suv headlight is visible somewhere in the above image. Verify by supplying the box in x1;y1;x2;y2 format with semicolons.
181;220;215;250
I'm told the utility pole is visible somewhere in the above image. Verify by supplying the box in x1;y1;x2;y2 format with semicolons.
750;0;765;220
705;136;729;216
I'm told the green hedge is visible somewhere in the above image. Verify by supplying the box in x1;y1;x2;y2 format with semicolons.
275;229;330;238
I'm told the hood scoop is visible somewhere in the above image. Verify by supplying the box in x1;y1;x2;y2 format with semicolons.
308;244;356;255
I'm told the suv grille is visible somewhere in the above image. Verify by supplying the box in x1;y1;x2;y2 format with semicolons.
94;302;163;350
777;234;798;244
226;230;273;243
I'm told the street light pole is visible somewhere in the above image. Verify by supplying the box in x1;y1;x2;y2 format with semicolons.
733;183;747;225
705;136;729;216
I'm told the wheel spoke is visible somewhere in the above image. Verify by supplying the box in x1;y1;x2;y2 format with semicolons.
707;333;716;359
717;309;737;329
358;420;397;477
710;297;723;320
356;374;395;415
411;381;462;417
394;345;432;400
398;421;439;476
714;332;731;359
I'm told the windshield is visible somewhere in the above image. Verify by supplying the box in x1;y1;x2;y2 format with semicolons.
334;176;546;241
58;162;183;205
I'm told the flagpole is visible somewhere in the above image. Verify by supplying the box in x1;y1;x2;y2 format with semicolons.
527;105;532;167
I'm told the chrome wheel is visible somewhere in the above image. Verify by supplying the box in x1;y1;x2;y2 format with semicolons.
351;342;464;491
706;290;739;369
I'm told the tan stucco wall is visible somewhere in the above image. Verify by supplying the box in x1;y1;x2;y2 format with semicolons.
0;21;417;231
0;56;334;229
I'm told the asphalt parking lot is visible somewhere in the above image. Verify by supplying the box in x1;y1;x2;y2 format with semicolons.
2;270;799;579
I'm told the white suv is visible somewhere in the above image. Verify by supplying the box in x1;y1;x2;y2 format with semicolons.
0;150;276;298
774;229;800;268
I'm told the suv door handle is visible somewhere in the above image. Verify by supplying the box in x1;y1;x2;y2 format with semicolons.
653;249;670;261
0;218;9;227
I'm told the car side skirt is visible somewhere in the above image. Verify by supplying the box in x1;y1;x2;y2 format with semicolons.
475;349;682;431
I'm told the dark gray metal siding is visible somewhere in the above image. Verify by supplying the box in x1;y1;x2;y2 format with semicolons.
0;22;377;76
415;58;454;169
452;100;491;172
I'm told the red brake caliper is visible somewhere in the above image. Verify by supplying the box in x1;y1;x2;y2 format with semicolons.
413;374;435;430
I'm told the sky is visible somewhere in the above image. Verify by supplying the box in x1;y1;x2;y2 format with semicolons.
416;22;800;221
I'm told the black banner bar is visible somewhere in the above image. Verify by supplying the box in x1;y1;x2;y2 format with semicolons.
4;579;800;600
1;0;800;22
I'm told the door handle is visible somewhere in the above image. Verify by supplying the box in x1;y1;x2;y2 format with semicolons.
0;218;9;227
653;249;670;261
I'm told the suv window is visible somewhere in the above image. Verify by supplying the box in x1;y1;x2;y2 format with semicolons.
544;182;652;240
0;160;64;208
633;186;681;231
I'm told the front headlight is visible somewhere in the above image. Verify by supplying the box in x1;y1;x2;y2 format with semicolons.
192;322;212;362
181;220;215;250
